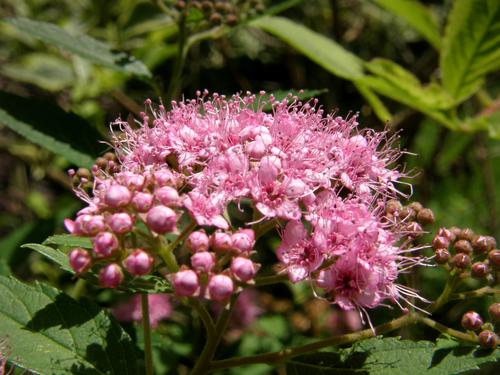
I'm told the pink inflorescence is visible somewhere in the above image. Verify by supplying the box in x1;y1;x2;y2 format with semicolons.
65;91;425;310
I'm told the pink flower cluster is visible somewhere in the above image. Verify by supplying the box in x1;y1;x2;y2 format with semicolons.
65;91;423;311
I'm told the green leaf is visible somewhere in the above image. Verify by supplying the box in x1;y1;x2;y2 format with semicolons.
354;82;392;122
466;109;500;139
0;276;138;374
287;337;500;374
440;0;500;102
373;0;441;49
250;16;364;80
0;91;103;167
4;17;151;78
22;243;73;273
43;234;93;249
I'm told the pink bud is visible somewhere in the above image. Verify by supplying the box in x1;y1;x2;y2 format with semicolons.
77;215;106;236
173;270;199;297
69;248;92;274
124;174;145;190
131;192;154;212
231;257;256;282
231;230;254;253
208;274;234;301
210;232;233;252
191;252;215;273
155;186;180;206
154;170;174;186
146;205;177;234
104;185;132;208
246;140;266;159
99;263;124;288
186;230;210;252
285;178;307;198
108;213;134;234
123;249;154;276
93;232;119;258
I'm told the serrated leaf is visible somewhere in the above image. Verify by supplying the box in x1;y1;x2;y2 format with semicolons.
4;17;151;78
250;16;364;80
440;0;500;102
373;0;441;49
22;243;72;272
0;91;103;167
0;276;138;375
43;234;93;249
287;337;500;375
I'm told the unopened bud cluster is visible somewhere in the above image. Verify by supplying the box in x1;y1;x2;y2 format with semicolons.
460;305;500;349
431;226;498;281
173;228;259;301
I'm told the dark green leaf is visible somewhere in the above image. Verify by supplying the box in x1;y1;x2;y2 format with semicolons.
374;0;441;49
440;0;500;102
43;234;93;249
22;243;72;273
0;276;138;374
466;110;500;140
250;16;364;80
354;82;392;122
4;17;151;78
0;92;104;167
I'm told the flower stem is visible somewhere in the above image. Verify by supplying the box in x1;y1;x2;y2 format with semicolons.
254;273;289;286
190;294;239;375
415;315;478;344
428;272;461;313
208;312;417;371
189;298;216;339
141;294;154;375
450;286;500;301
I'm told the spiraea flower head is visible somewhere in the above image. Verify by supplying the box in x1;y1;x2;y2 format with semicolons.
64;91;426;312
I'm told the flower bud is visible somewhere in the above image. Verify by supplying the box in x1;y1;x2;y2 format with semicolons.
108;212;134;234
488;250;500;268
93;232;119;258
246;140;267;159
69;248;92;274
417;208;435;225
186;230;210;252
406;221;423;237
99;264;124;288
231;257;257;282
285;178;307;198
173;270;199;297
104;185;131;208
123;249;154;276
385;199;402;214
208;274;234;301
478;330;497;349
154;170;174;186
461;311;483;331
191;252;215;273
432;236;449;250
485;236;497;251
408;201;423;212
454;239;473;254
124;174;145;190
488;303;500;322
472;236;490;253
131;192;154;212
77;215;105;236
458;228;475;241
471;262;489;278
452;253;471;269
434;248;450;264
210;232;233;252
146;205;177;234
155;186;180;206
437;227;455;242
231;230;255;253
400;206;416;220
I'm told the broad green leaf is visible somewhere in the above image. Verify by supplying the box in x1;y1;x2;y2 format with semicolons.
287;337;500;374
250;16;364;80
43;234;93;249
0;276;138;374
4;17;151;78
373;0;441;49
466;110;500;140
440;0;500;102
1;53;74;92
0;91;103;167
22;243;72;273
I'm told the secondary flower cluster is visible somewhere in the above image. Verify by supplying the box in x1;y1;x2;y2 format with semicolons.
65;91;425;310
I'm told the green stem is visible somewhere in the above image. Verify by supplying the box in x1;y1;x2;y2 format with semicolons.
158;220;196;272
450;286;500;301
254;273;289;286
189;298;216;339
69;278;86;300
428;272;461;313
208;313;418;371
141;294;154;375
158;243;179;272
415;315;477;343
190;294;239;375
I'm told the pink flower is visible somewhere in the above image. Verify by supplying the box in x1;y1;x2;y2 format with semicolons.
183;192;228;229
112;294;171;328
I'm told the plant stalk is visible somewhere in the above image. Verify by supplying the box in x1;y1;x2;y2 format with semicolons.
141;294;154;375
